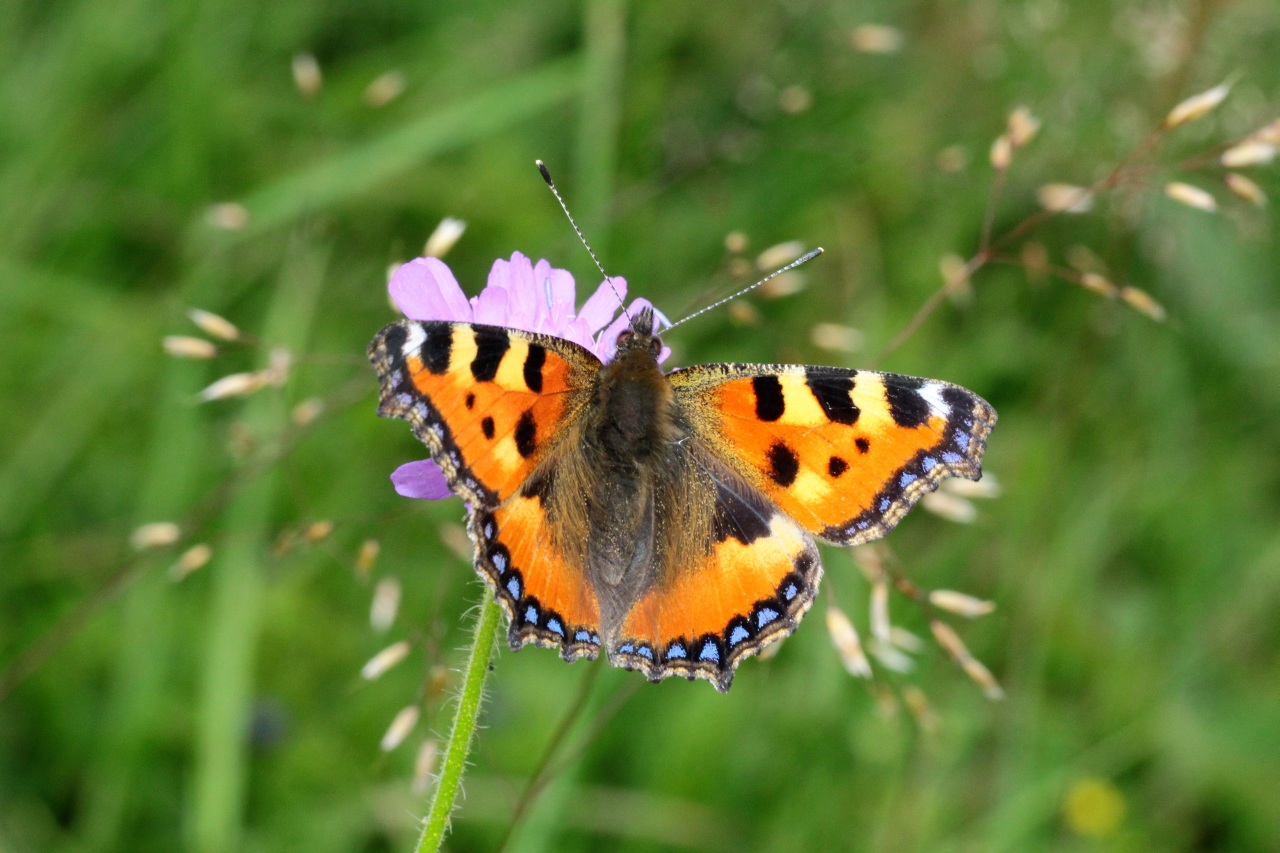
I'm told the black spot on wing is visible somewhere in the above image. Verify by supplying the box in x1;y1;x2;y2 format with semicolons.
855;437;870;454
806;371;860;425
514;409;537;458
828;456;848;477
523;343;546;392
752;375;785;422
422;326;452;374
465;393;475;410
711;476;774;545
481;416;495;440
520;467;553;503
766;441;799;487
470;327;510;382
884;375;929;428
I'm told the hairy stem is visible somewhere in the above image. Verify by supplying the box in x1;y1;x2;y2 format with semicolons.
416;596;502;852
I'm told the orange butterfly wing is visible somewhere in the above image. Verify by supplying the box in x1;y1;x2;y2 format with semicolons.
369;320;605;658
368;320;598;507
612;454;822;692
469;482;602;659
670;364;996;545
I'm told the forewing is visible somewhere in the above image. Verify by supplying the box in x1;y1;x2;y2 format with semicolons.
368;320;599;507
671;363;996;545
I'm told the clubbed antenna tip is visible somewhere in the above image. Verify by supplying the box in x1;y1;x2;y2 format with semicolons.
534;159;625;317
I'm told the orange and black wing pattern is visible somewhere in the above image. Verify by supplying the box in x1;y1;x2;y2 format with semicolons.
670;364;996;546
369;320;605;658
611;454;822;693
368;320;599;507
468;477;602;660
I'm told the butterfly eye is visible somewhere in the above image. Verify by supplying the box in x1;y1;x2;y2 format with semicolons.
648;337;662;357
616;330;634;348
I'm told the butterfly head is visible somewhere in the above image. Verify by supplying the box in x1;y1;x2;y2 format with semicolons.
613;306;663;361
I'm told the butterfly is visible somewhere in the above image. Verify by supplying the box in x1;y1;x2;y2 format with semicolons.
368;304;995;692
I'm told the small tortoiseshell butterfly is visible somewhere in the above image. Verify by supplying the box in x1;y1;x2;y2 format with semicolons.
368;298;995;692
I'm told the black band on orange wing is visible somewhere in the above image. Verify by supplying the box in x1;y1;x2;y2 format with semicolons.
670;364;997;547
827;377;993;543
368;320;599;508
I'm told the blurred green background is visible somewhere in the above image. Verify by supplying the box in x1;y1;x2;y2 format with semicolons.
3;1;1279;851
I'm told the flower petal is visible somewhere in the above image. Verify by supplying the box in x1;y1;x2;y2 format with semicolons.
488;252;538;332
471;284;510;325
579;277;628;332
560;316;599;352
391;460;453;500
389;258;471;321
533;259;577;329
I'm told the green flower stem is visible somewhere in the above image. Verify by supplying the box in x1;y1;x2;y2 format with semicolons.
416;596;502;852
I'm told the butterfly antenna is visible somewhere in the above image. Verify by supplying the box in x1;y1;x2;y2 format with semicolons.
666;247;825;330
536;160;628;316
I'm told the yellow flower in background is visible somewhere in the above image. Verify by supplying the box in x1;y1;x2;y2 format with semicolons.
1064;777;1127;837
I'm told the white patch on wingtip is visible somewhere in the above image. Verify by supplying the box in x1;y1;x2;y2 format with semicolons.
402;323;426;354
919;382;952;416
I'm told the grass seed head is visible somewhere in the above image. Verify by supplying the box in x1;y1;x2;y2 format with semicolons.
424;217;467;258
188;309;240;341
825;605;872;678
929;589;996;618
370;578;401;633
169;543;213;581
921;491;979;523
355;539;381;578
305;520;334;543
205;203;249;231
1037;184;1094;213
870;579;891;645
362;640;411;680
364;71;406;107
989;134;1013;170
291;397;325;427
1164;81;1231;129
163;336;217;359
379;705;420;752
723;231;748;253
902;686;939;733
291;53;322;97
755;240;805;271
810;323;864;353
1220;141;1276;168
758;271;805;299
1008;106;1041;147
130;522;181;550
1119;286;1167;322
778;84;812;114
850;25;903;54
1165;181;1217;212
1224;173;1267;207
1079;273;1119;298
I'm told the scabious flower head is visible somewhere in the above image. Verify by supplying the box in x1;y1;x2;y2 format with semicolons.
388;252;669;500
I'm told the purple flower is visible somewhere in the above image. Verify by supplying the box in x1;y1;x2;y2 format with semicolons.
387;252;670;500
